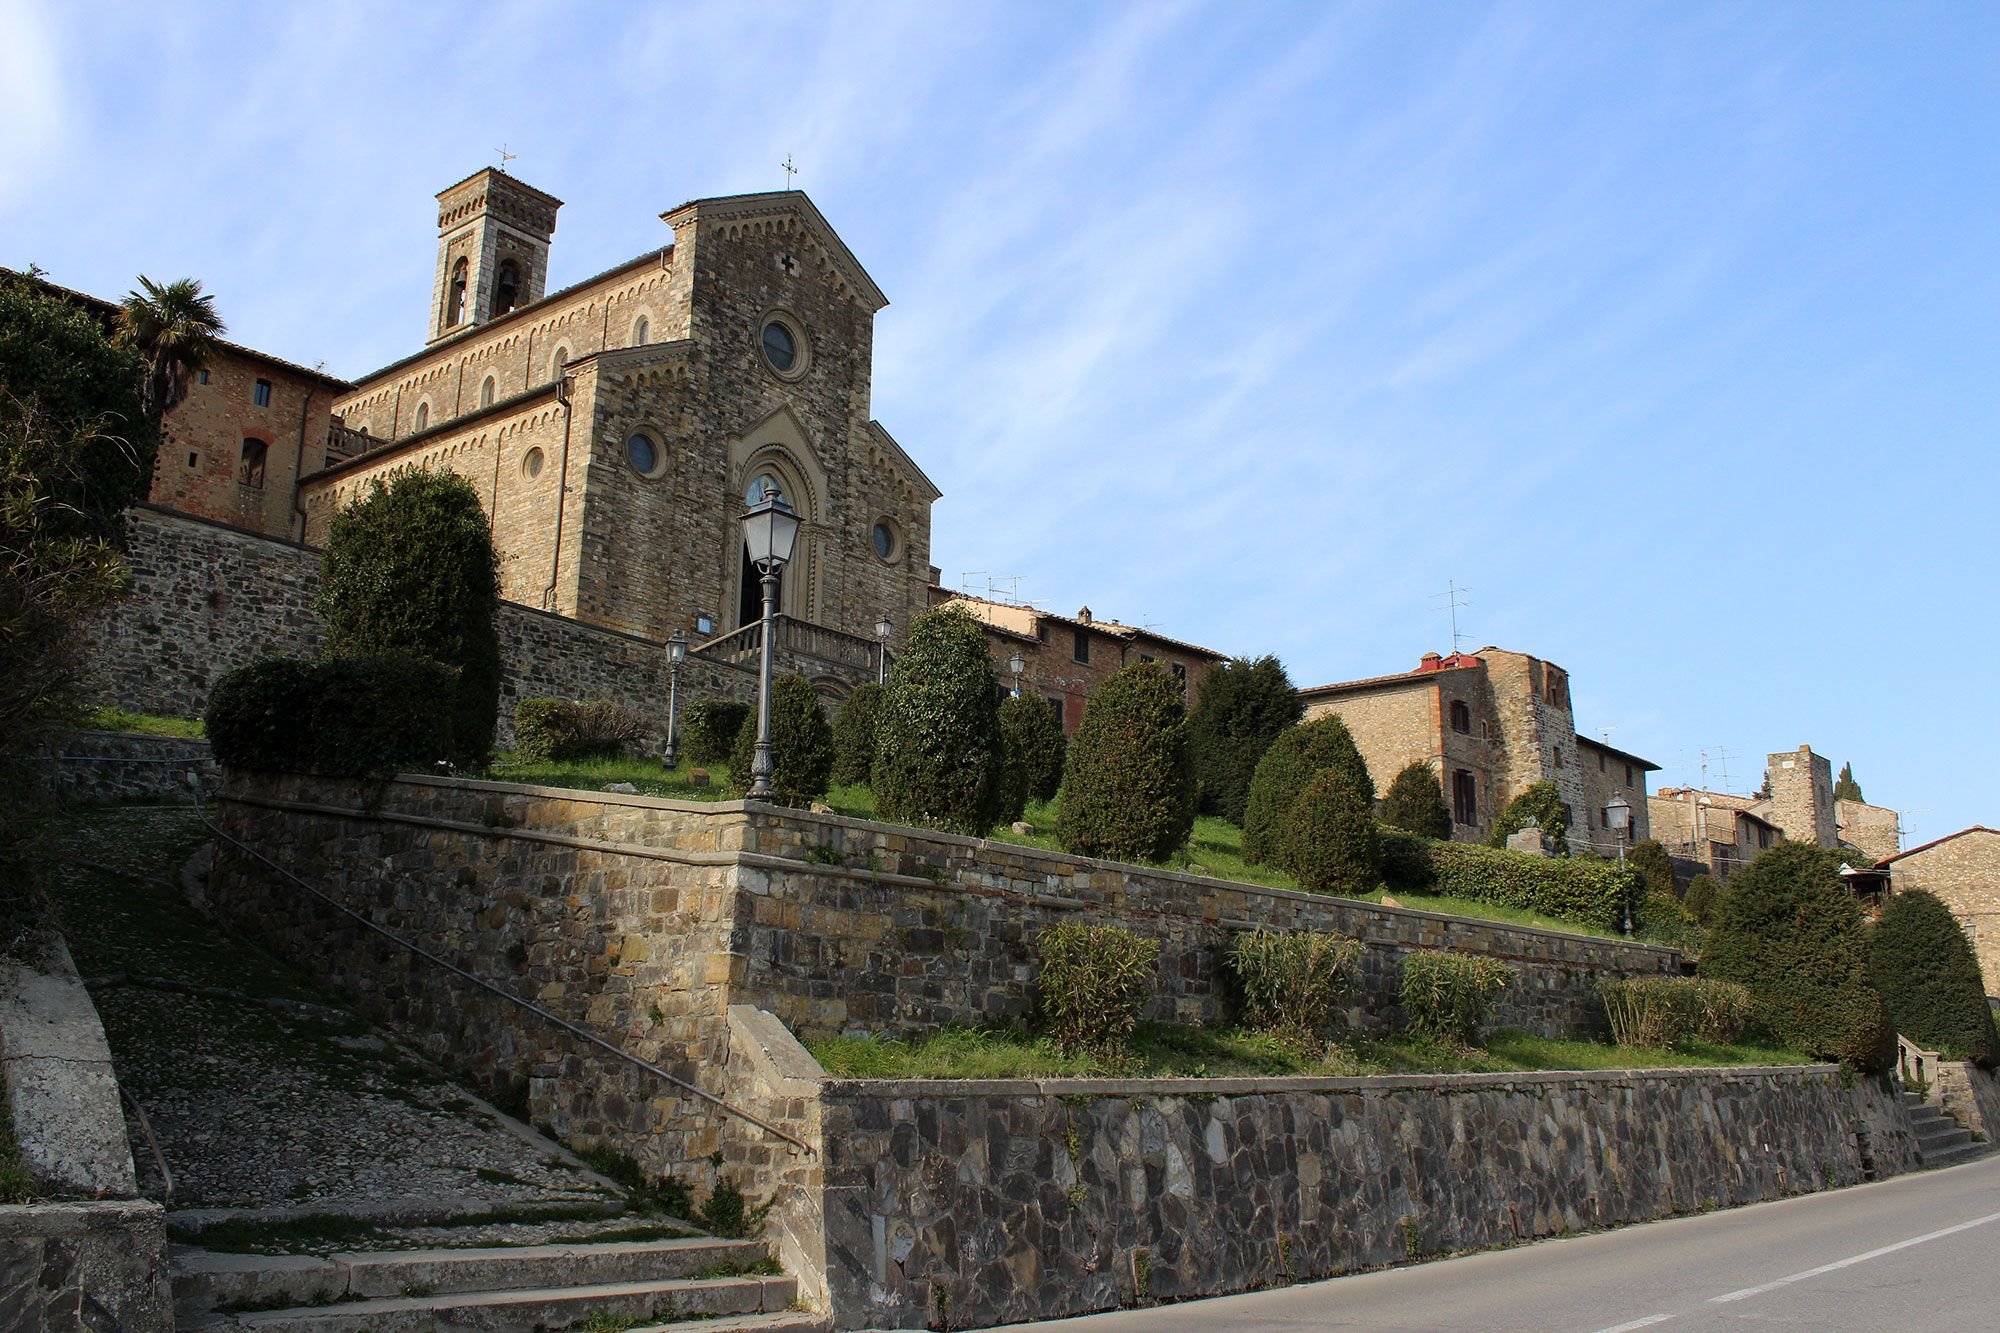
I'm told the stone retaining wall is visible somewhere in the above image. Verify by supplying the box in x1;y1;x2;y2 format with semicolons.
37;731;216;804
0;1201;170;1332
206;772;1682;1194
716;1012;1919;1330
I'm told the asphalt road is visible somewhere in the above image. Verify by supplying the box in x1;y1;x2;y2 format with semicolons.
1005;1151;2000;1331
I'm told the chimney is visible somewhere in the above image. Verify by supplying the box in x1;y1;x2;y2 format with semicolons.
1418;652;1443;672
1077;606;1092;624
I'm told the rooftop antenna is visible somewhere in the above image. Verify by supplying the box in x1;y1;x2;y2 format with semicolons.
496;143;517;174
1431;580;1471;652
1895;808;1929;849
984;574;1023;602
781;154;799;191
1698;745;1735;794
958;570;986;597
1599;727;1616;745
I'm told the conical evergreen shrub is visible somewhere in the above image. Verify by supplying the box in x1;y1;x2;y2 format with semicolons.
1869;889;1999;1067
1185;655;1301;824
1379;761;1451;839
872;605;1003;834
1241;715;1373;866
1285;770;1383;896
829;683;885;787
730;674;834;807
1057;661;1195;864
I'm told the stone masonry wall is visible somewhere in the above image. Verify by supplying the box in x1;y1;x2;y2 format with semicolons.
35;731;216;805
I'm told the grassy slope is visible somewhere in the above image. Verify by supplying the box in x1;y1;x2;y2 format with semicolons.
80;705;205;738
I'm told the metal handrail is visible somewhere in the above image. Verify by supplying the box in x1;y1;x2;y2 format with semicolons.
189;777;815;1157
119;1087;174;1206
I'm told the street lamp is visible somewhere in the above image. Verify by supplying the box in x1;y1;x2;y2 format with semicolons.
874;614;892;686
1605;794;1633;937
741;486;801;801
1007;649;1026;697
663;630;688;769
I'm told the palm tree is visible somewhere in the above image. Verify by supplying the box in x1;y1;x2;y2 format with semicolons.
117;276;225;426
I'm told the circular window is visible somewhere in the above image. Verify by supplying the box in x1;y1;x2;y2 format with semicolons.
759;317;807;378
871;520;899;562
522;447;545;479
626;433;661;477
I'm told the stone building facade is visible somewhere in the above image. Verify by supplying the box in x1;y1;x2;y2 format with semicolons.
1299;648;1657;849
1883;827;2000;995
1648;788;1779;881
935;591;1227;732
1650;747;1902;882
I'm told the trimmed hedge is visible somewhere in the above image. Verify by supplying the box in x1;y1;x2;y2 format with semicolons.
873;605;1004;835
1489;780;1568;855
207;656;456;778
1227;928;1360;1048
1037;923;1159;1056
1057;661;1195;864
730;675;835;807
1186;655;1301;825
1401;950;1516;1047
681;698;749;767
829;684;885;788
513;698;647;763
1700;840;1894;1071
316;469;500;769
1285;770;1381;896
1379;761;1451;839
1242;715;1373;867
1870;889;1999;1067
1427;840;1640;933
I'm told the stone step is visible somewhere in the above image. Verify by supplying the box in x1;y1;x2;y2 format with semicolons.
184;1273;794;1331
1923;1140;1994;1170
174;1236;770;1313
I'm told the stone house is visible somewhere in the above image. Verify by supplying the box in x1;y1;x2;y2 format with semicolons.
1882;828;2000;996
1648;788;1780;881
1298;648;1658;849
934;590;1228;733
1648;746;1901;884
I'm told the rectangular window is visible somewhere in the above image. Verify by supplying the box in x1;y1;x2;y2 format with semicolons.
1171;662;1188;692
1452;770;1477;826
1050;698;1065;728
1625;763;1635;787
253;378;273;407
197;369;209;385
1598;752;1606;772
1072;628;1090;664
1139;653;1155;664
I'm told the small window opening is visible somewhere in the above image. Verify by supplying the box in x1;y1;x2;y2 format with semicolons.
633;316;649;346
414;402;430;431
447;257;469;326
238;439;267;489
253;378;272;407
198;369;209;385
1452;770;1478;826
1449;700;1472;735
493;259;520;316
187;451;199;469
1072;628;1090;664
479;375;496;408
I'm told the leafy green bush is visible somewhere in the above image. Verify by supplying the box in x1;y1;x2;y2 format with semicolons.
1057;661;1195;864
1378;828;1439;895
1185;655;1302;824
1284;771;1382;896
729;675;835;807
1227;928;1361;1048
1400;950;1516;1047
1684;874;1720;925
873;605;1004;834
1379;762;1451;839
1627;838;1675;898
681;698;749;766
207;656;456;777
1488;780;1569;855
316;469;500;768
1037;923;1159;1055
1701;841;1894;1071
998;690;1066;806
829;683;885;787
1426;840;1640;933
513;698;647;763
1600;976;1754;1049
1242;715;1373;866
1869;889;1999;1067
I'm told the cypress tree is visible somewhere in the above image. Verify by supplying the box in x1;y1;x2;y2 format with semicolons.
1242;715;1373;866
1869;889;1999;1067
1833;762;1864;804
873;605;1003;834
1184;655;1302;825
1057;661;1195;864
1379;761;1451;840
829;683;885;787
731;674;835;806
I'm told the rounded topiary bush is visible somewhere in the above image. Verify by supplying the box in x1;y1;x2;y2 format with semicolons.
1242;715;1373;866
1379;761;1451;839
513;698;646;763
1700;840;1895;1070
1627;838;1675;898
872;605;1003;834
1488;780;1568;854
1185;655;1302;825
207;656;456;777
997;691;1066;822
680;698;749;767
1870;889;1999;1067
1684;873;1720;925
829;683;885;788
730;675;834;807
1284;770;1382;896
1057;661;1196;864
316;468;500;769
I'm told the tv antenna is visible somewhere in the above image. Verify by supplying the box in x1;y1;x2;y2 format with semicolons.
1431;580;1471;652
1698;745;1735;793
781;154;799;190
496;143;518;174
984;574;1023;602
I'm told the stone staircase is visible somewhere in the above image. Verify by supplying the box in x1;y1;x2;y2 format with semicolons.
173;1235;827;1331
1901;1090;1989;1169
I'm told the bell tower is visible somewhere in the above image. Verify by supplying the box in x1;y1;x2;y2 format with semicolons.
429;168;562;343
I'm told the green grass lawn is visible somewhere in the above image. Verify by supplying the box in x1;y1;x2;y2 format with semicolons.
481;754;739;801
79;705;206;738
806;1022;1810;1081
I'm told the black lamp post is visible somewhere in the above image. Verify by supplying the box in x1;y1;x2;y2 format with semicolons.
1008;649;1026;697
741;486;801;802
1606;793;1633;937
875;614;892;686
663;630;688;769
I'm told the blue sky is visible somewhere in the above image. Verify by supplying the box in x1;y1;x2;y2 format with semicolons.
5;2;1996;841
